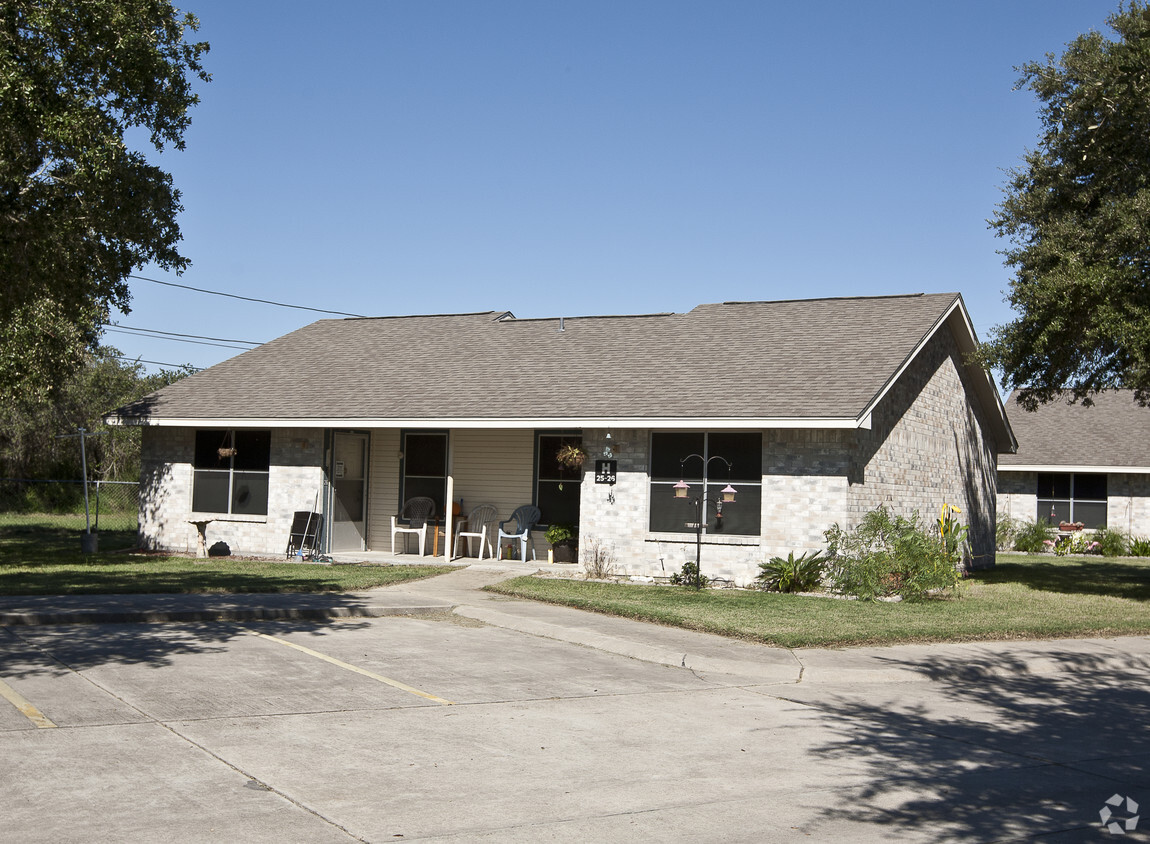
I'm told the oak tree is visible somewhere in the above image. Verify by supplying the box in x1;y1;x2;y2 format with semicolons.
983;3;1150;409
0;0;209;405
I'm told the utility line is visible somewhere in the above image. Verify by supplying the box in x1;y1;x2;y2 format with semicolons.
103;324;262;346
107;354;201;371
129;274;368;318
102;327;252;351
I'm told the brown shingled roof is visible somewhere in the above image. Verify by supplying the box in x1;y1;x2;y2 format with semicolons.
999;390;1150;469
110;292;996;426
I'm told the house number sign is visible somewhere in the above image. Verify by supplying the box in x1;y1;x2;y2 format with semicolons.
595;460;617;485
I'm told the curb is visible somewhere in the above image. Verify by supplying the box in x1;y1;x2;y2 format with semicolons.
452;604;801;683
0;604;455;626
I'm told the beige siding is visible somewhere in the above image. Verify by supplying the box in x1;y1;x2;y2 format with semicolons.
365;428;540;555
452;429;543;556
450;429;536;520
366;429;401;550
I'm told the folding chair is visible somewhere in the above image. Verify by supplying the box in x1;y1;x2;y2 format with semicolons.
286;511;322;559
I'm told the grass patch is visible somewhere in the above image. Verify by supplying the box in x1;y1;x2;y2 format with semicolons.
486;552;1150;648
0;518;453;595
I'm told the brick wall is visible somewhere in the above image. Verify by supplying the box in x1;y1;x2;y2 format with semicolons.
1109;473;1150;537
139;426;325;556
849;327;1000;566
996;470;1036;526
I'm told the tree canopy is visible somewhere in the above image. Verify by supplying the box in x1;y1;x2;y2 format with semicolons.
0;0;209;406
982;2;1150;410
0;347;192;482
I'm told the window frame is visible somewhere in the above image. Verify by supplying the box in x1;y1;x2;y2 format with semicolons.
648;431;762;536
533;431;582;529
191;429;271;516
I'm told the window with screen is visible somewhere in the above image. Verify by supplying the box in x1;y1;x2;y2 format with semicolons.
192;430;271;515
1037;472;1107;528
401;432;448;517
649;432;762;535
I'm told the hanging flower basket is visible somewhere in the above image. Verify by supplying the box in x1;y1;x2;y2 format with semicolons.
556;444;586;469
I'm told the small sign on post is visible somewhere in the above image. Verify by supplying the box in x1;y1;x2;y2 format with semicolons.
594;459;617;485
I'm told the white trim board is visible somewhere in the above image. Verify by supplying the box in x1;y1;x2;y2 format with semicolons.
999;464;1150;475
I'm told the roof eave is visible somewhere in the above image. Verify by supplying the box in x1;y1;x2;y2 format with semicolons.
999;463;1150;475
105;414;871;430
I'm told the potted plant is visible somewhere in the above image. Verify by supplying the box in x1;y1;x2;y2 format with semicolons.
545;524;578;563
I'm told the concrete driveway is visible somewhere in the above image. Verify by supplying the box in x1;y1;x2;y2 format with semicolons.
0;566;1147;842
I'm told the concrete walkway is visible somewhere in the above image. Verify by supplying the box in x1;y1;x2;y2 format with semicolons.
2;562;1149;686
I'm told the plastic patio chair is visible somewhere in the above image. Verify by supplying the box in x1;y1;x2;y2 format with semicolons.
452;503;498;560
497;505;540;562
391;497;436;556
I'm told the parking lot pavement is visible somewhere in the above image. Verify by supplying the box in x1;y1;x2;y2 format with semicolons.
1;609;1148;842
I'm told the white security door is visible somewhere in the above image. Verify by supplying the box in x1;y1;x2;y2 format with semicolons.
331;432;368;552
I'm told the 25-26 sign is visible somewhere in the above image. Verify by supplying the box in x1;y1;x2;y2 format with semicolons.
594;460;617;485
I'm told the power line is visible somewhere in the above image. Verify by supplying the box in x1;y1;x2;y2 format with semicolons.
102;327;253;351
107;354;201;371
105;324;262;346
129;274;368;318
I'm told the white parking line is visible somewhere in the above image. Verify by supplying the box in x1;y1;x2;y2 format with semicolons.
239;627;454;705
0;677;57;728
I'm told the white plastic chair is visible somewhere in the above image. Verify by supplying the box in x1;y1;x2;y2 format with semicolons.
391;497;436;556
452;503;498;560
497;505;540;562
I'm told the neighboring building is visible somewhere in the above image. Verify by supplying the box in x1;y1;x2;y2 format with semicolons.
107;293;1014;584
997;391;1150;536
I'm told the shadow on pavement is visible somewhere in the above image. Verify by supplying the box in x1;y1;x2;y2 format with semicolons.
799;647;1150;839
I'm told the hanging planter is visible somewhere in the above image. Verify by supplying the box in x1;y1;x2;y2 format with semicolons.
556;444;586;470
217;447;237;459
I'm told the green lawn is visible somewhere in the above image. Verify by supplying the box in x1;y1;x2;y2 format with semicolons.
485;553;1150;648
0;517;453;595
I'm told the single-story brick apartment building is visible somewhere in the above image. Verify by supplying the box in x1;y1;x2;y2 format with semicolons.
998;390;1150;536
107;292;1015;585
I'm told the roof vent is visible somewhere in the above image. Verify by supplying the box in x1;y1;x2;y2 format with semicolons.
559;317;565;332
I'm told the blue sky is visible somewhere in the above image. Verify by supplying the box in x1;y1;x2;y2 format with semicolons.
116;0;1120;385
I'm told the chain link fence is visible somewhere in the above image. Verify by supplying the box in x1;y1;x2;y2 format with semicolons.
0;479;139;534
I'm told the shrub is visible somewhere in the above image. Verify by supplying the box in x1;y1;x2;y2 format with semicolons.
1093;527;1129;557
823;506;962;601
1012;519;1055;553
1130;536;1150;557
995;516;1020;551
669;561;709;588
756;551;826;593
580;536;617;579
